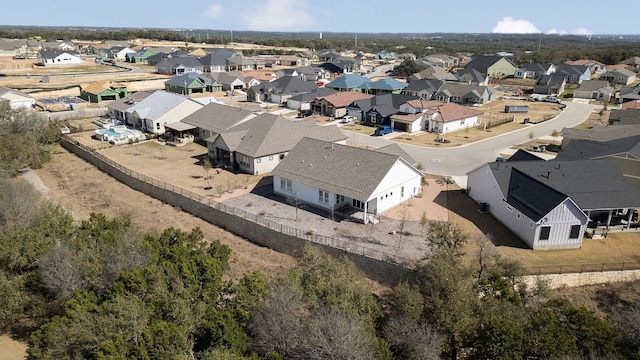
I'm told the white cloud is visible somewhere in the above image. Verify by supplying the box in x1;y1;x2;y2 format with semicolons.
205;3;223;19
241;0;315;31
572;27;592;35
546;27;592;36
492;17;541;34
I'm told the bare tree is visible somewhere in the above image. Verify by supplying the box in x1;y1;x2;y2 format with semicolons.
286;189;304;221
0;178;41;231
474;232;498;281
202;157;212;189
250;282;303;357
398;205;410;248
424;221;469;258
383;314;444;360
38;243;84;298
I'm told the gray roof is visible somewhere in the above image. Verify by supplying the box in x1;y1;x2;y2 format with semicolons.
465;55;514;70
519;63;554;72
487;159;640;212
125;90;197;120
451;68;487;84
215;114;347;158
374;143;418;166
0;86;34;99
165;72;218;87
535;74;567;87
507;149;545;162
556;64;590;77
287;87;337;102
576;80;612;92
325;74;371;89
556;131;640;160
404;79;443;93
436;82;496;98
182;102;254;133
350;93;419;115
272;137;420;201
38;50;81;59
255;75;318;95
107;91;153;112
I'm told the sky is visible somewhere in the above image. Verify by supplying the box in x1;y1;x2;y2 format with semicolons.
1;0;637;35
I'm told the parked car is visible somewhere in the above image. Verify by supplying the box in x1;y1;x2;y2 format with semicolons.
544;96;562;104
297;109;313;118
341;115;355;123
0;73;6;77
373;125;393;136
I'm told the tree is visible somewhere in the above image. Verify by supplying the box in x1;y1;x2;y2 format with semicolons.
393;59;427;78
203;157;212;189
38;243;84;298
424;221;469;258
0;178;41;232
286;189;304;221
383;314;443;360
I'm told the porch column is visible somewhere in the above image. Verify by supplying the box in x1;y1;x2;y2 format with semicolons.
363;200;368;224
606;210;613;230
627;209;634;229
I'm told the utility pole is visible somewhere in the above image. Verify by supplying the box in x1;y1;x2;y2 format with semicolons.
355;34;358;48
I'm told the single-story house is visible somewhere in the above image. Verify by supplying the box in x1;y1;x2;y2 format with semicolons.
555;64;591;84
514;63;556;79
325;74;371;92
409;65;452;81
207;114;347;175
79;80;129;103
100;46;135;60
466;159;640;249
124;90;204;134
619;57;640;69
448;68;490;86
433;83;497;105
347;93;418;126
38;50;82;65
179;102;255;148
164;72;222;95
619;85;640;103
402;79;444;99
210;71;246;91
311;91;374;118
361;78;408;95
534;75;567;96
464;55;517;78
272;137;423;224
155;56;204;75
125;49;155;64
106;91;153;121
286;87;336;111
391;101;483;134
247;75;318;104
0;86;35;109
573;80;614;103
599;69;637;86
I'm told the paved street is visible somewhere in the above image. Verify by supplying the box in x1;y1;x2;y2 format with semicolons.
343;101;601;184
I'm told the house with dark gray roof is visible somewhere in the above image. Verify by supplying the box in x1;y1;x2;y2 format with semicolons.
164;72;222;95
402;79;444;99
272;137;423;224
247;75;318;104
155;56;204;75
467;159;640;249
318;59;357;74
346;93;419;127
599;69;637;86
208;114;347;175
619;85;640;104
433;82;497;105
464;55;516;78
534;74;567;96
555;64;591;84
37;50;82;65
608;108;640;125
210;71;246;91
514;63;556;79
179;102;255;147
286;87;336;111
448;68;490;86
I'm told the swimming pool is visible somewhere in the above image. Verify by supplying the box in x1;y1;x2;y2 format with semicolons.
95;125;145;144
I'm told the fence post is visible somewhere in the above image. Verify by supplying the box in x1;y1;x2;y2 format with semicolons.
580;264;584;273
622;262;625;271
559;265;563;275
601;263;605;272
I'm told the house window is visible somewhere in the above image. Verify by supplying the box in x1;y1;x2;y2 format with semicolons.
156;123;160;130
569;225;581;239
529;221;534;228
540;226;551;241
318;190;329;204
239;154;250;167
279;154;285;160
352;199;363;209
335;194;344;204
460;119;465;125
269;155;274;161
280;178;293;192
370;114;377;123
400;186;404;198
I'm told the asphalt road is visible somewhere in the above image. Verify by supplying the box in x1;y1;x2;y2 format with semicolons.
343;101;601;178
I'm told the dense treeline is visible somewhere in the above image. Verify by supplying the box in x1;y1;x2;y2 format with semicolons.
2;26;640;64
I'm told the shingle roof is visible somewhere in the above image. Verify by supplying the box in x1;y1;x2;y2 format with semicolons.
182;102;255;134
362;78;408;91
107;91;153;112
82;80;127;95
315;91;374;108
325;74;371;89
374;143;418;166
165;72;218;87
272;138;420;201
429;102;484;123
465;55;513;70
0;86;34;99
256;75;318;95
403;79;443;93
556;131;640;160
125;91;198;121
576;80;612;92
487;159;640;211
216;115;346;157
287;87;336;102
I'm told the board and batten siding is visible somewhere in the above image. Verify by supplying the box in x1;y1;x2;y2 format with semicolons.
273;175;339;210
532;200;586;250
368;160;423;215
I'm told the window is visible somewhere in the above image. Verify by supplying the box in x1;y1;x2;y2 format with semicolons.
280;178;292;192
279;154;285;160
318;190;329;204
540;226;551;241
400;186;404;198
529;221;534;228
156;123;160;130
353;199;363;209
569;225;581;239
239;154;250;167
269;155;274;161
335;194;344;204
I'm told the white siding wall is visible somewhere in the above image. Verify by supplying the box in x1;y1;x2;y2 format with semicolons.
273;175;335;210
399;104;419;114
435;116;479;134
148;101;203;134
252;153;286;175
532;200;585;250
370;161;422;214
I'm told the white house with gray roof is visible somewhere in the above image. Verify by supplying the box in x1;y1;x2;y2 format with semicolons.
272;138;423;223
0;86;35;109
124;90;203;134
467;159;640;249
208;114;347;175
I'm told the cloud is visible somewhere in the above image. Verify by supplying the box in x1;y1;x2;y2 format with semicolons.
205;3;223;19
492;17;541;34
546;27;592;36
572;27;592;35
241;0;315;31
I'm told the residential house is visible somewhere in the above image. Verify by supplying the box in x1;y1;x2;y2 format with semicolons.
208;114;347;175
361;78;408;95
376;50;397;61
124;90;204;134
573;80;614;102
0;86;35;109
619;56;640;69
325;74;371;92
275;66;330;81
607;108;640;125
347;93;418;126
448;68;490;86
555;64;591;84
199;52;228;72
38;50;82;65
514;63;556;79
420;54;459;69
402;79;444;99
0;38;28;57
106;91;153;121
226;56;259;72
41;39;76;52
272;137;423;224
311;91;374;118
155;56;204;75
243;76;262;89
464;55;517;78
556;126;640;188
391;100;483;134
433;83;497;105
564;59;605;76
318;59;357;74
80;80;129;103
125;48;155;64
179;102;255;147
466;159;640;249
100;46;135;61
247;75;318;104
410;65;452;81
391;99;441;133
286;87;336;111
146;51;188;66
319;50;342;62
534;74;567;96
619;85;640;103
164;72;223;95
599;69;637;85
210;71;246;91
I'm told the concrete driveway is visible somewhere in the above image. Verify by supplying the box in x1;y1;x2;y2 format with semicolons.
343;101;601;182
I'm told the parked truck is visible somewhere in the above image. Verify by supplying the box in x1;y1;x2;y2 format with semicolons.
373;125;393;136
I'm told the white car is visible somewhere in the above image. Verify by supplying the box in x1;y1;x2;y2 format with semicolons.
341;116;355;123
